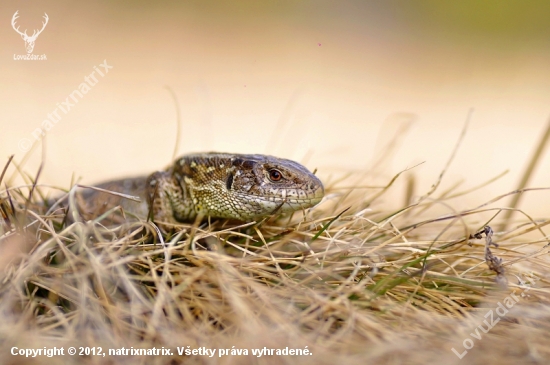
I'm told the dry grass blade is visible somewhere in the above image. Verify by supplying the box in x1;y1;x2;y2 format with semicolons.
501;116;550;230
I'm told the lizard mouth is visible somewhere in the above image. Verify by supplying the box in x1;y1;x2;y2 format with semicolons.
269;185;325;211
233;185;324;219
289;191;324;209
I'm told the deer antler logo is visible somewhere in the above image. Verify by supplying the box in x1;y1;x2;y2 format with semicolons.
11;11;49;54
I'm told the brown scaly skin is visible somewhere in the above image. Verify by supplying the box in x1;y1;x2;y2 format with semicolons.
70;153;324;226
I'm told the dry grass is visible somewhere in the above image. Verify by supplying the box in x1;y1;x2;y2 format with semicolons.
1;145;550;365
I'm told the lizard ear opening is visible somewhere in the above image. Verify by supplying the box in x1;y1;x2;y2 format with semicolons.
226;172;234;190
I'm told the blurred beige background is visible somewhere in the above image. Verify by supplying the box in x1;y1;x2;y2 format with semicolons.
1;1;550;216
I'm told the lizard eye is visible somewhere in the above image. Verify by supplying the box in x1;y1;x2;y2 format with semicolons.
268;169;283;182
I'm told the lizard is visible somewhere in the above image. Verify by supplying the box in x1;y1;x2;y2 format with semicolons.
56;153;324;227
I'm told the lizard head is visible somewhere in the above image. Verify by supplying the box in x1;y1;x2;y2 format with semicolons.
174;153;324;221
226;154;325;219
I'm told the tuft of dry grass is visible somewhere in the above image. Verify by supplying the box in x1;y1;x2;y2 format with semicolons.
1;149;550;365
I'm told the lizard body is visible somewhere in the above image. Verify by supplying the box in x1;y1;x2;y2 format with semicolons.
72;153;324;225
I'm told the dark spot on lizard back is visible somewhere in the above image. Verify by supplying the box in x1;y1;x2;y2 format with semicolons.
226;172;234;190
